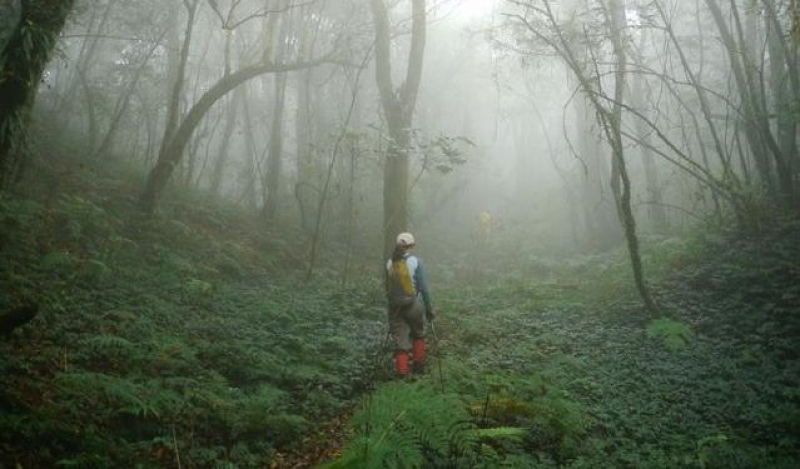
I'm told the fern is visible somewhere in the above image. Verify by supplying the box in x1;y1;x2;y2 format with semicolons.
467;375;590;458
82;334;133;353
646;317;694;351
469;426;527;442
55;372;182;420
325;381;477;468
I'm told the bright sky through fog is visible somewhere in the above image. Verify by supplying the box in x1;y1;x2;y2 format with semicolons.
451;0;495;20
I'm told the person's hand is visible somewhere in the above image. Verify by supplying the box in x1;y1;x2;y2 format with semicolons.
426;308;436;322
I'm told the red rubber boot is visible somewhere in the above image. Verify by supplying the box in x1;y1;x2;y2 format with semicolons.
395;350;410;377
412;339;426;374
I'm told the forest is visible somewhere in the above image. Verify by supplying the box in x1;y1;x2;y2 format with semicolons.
0;0;798;467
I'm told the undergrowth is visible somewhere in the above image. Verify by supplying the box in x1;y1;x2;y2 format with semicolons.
2;159;799;468
0;166;386;467
325;214;800;468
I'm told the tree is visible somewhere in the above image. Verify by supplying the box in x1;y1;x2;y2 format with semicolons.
139;1;337;215
0;0;76;189
704;0;796;208
369;0;427;255
605;0;655;311
629;13;668;232
139;55;335;214
508;0;656;311
262;0;291;222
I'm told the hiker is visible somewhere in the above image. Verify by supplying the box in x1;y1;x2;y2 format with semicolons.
386;232;435;377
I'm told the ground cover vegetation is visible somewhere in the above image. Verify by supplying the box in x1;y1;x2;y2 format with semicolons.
0;161;389;467
2;0;800;467
1;159;798;468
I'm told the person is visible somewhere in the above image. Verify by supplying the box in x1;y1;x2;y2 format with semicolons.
385;232;435;377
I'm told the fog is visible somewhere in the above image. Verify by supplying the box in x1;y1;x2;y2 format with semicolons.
2;0;798;276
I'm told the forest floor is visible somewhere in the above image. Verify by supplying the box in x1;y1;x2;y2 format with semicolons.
305;218;799;468
274;217;800;468
1;160;799;468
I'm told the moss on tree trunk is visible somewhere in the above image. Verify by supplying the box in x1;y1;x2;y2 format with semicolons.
0;0;75;189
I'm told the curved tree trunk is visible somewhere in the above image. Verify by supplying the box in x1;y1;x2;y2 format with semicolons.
139;56;334;214
0;0;76;189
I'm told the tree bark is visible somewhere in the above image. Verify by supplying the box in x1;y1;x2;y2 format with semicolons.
0;0;76;189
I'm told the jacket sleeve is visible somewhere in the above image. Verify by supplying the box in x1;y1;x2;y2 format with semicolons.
414;260;433;312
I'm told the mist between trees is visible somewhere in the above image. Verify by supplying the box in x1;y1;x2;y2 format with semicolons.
1;0;798;307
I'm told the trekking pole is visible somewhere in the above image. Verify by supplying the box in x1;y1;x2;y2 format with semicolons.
377;328;392;371
429;320;445;393
364;328;392;391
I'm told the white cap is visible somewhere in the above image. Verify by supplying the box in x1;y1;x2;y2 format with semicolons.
396;232;415;247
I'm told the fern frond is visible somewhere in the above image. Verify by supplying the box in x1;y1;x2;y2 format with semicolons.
332;381;475;467
82;334;133;354
469;426;527;442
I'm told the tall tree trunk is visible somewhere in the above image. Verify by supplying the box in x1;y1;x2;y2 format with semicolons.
764;0;799;208
294;6;320;232
93;29;166;161
208;90;240;197
158;0;199;166
52;0;116;142
656;0;729;218
0;0;76;189
631;16;667;232
369;0;427;255
208;30;239;197
239;83;260;209
559;0;621;248
295;65;314;231
605;0;655;311
262;70;287;221
704;0;791;205
576;102;621;247
260;2;289;222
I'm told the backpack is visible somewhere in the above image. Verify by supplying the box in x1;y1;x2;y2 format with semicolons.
387;257;416;307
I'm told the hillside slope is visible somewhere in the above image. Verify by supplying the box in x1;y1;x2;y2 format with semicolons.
0;165;388;468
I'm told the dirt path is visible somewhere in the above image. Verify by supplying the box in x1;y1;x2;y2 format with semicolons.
270;407;354;468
